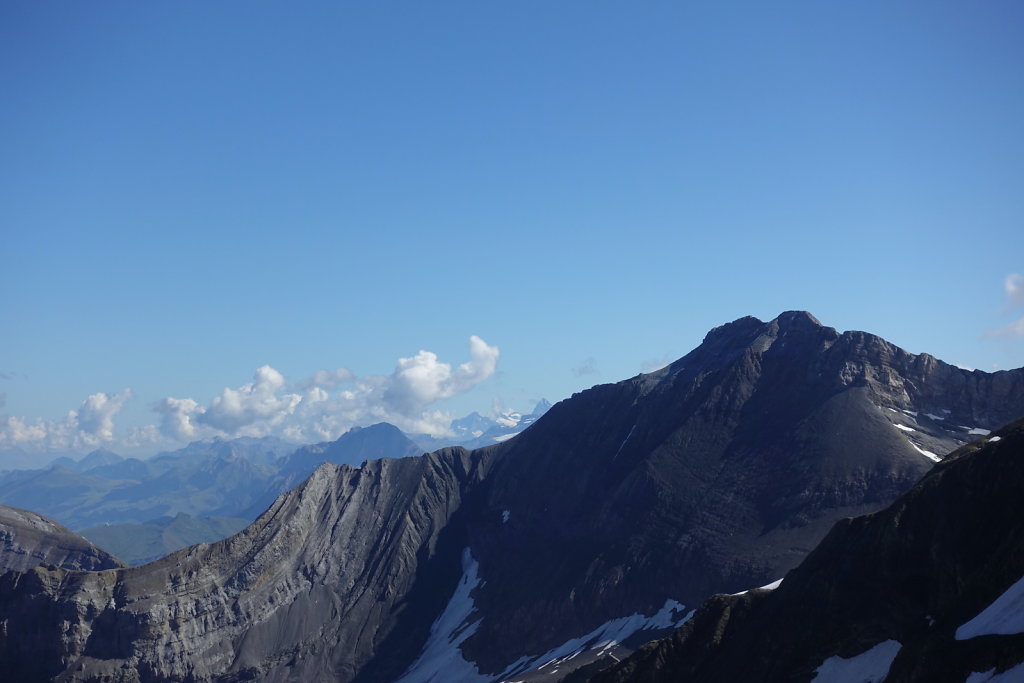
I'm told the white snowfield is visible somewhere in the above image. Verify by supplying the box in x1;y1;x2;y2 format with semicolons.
811;639;902;683
956;575;1024;641
397;547;690;683
395;549;489;683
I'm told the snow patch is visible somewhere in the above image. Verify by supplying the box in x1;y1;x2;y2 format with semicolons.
892;423;916;433
990;436;1002;442
902;410;918;417
498;599;690;680
966;663;1024;682
925;413;946;421
812;639;901;683
956;575;1024;640
907;440;941;462
731;577;783;596
495;412;522;428
502;510;510;524
396;548;489;683
969;427;992;436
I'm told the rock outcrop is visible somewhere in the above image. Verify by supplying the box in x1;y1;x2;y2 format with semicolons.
0;504;126;572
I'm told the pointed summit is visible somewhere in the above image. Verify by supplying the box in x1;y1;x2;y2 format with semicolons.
772;310;822;327
531;398;553;416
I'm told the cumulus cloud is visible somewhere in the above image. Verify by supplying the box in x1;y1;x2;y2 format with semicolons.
195;365;301;435
156;397;203;441
0;389;133;452
148;336;501;444
384;336;499;415
76;389;132;440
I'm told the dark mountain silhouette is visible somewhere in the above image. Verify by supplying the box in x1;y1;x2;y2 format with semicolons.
584;418;1024;683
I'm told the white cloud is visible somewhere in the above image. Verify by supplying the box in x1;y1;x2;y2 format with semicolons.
1006;273;1024;308
2;338;501;453
0;389;132;452
194;365;301;436
156;397;203;441
76;389;132;440
150;336;500;444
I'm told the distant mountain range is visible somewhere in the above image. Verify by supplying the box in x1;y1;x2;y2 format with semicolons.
0;405;550;566
410;398;553;451
0;311;1021;682
0;426;425;563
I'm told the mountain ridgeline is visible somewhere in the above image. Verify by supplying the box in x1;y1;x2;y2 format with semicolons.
0;312;1022;682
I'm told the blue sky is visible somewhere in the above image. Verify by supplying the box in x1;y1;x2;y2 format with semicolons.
2;1;1022;456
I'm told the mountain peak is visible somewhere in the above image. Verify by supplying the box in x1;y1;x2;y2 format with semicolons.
531;398;553;416
771;310;822;328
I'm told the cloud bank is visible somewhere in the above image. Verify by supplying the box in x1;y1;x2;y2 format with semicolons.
154;335;500;445
1;336;500;453
0;389;132;452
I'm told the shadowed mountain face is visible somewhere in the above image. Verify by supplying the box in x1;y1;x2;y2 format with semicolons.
459;311;1024;671
0;505;125;572
0;312;1021;682
585;418;1024;683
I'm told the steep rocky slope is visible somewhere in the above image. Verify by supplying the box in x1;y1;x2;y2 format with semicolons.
0;504;125;572
0;312;1021;682
0;448;490;682
459;311;1023;673
585;418;1024;683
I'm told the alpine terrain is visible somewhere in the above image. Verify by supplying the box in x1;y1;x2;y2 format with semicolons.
0;312;1021;682
583;417;1024;683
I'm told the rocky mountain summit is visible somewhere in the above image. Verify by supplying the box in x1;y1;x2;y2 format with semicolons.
584;418;1024;683
0;504;125;573
0;312;1021;682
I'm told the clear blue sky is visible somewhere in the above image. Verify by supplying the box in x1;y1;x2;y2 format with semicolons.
2;1;1022;455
